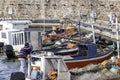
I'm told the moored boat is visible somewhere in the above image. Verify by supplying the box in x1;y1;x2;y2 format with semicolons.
44;26;78;41
35;43;114;70
64;43;114;69
10;51;71;80
43;42;79;56
26;51;71;80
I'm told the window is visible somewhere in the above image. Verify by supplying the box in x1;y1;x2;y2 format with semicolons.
25;32;31;43
79;45;88;56
1;32;6;38
0;25;3;30
12;32;24;45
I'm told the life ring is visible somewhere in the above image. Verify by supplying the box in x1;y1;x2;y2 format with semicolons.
48;70;57;80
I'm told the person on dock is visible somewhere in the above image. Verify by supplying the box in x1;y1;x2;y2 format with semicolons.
17;43;33;76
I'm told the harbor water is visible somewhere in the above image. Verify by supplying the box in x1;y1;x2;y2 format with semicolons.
0;56;20;80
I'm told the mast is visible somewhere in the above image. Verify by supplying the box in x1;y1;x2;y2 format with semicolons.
77;10;81;41
116;17;120;58
91;25;96;44
76;19;81;41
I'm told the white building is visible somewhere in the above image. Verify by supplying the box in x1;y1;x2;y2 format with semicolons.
0;19;60;52
0;20;31;51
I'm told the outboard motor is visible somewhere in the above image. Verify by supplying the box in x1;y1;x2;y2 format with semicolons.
3;45;16;59
10;72;25;80
0;42;4;53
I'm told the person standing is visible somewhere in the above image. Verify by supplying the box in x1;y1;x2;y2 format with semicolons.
17;43;33;76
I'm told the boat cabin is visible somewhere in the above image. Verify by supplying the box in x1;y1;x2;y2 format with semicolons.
78;43;97;57
28;51;71;80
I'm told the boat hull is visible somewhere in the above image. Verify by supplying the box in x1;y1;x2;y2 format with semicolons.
65;51;114;69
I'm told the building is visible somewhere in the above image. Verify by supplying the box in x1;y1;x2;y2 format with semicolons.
0;20;31;51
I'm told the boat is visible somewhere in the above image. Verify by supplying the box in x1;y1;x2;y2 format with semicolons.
43;42;79;56
42;31;78;50
26;51;71;80
42;34;113;56
64;43;114;69
10;51;71;80
41;23;114;69
44;26;78;42
34;43;114;70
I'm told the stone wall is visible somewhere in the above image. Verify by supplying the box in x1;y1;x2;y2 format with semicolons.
0;0;120;21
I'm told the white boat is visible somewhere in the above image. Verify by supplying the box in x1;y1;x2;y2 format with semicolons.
26;51;71;80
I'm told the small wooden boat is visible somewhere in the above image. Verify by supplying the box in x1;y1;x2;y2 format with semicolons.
45;27;78;41
42;29;78;48
64;43;114;69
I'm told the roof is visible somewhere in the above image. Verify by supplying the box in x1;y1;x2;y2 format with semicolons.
29;23;60;26
0;20;31;24
32;20;60;23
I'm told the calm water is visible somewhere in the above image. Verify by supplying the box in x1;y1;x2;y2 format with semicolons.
0;56;20;80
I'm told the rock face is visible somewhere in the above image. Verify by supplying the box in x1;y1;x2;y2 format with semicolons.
1;0;120;21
